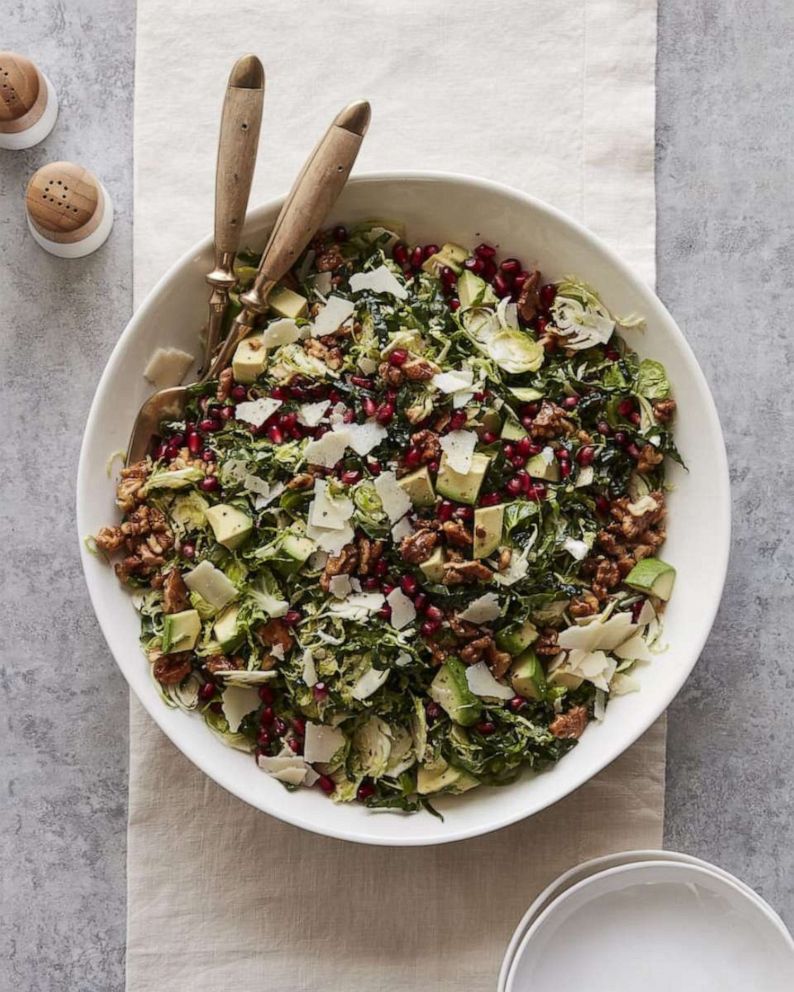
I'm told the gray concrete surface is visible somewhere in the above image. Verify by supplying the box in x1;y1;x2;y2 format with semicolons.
1;1;792;990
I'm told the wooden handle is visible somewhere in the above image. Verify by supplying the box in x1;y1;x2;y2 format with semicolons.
212;55;265;259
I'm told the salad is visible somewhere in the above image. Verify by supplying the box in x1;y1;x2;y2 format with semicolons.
94;223;679;813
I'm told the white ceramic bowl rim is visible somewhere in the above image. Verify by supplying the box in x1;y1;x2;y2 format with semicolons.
77;170;731;846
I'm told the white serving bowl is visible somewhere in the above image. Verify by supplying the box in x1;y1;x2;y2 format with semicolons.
77;172;730;846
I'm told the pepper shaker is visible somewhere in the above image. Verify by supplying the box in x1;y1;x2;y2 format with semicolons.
25;161;114;258
0;51;58;150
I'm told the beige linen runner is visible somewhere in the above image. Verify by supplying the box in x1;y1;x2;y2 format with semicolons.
129;2;661;989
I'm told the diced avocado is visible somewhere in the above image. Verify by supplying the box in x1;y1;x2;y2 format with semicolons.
625;558;676;601
213;606;243;652
417;761;479;795
526;451;561;482
273;532;316;576
429;656;483;727
457;270;498;309
232;335;267;385
548;670;584;691
422;242;469;276
436;451;491;506
481;409;502;434
269;285;308;319
496;619;538;655
419;546;446;583
500;412;528;441
161;609;201;654
397;466;436;507
204;504;253;550
510;649;546;701
473;503;504;559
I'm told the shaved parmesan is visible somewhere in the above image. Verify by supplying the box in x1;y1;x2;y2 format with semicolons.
387;588;416;630
493;546;530;586
562;537;589;561
439;430;477;474
349;265;408;300
308;480;354;530
262;318;301;348
374;471;412;523
395;651;412;668
302;648;318;686
304;722;345;763
553;649;617;692
610;672;641;696
358;356;379;374
575;466;594;488
452;390;475;409
235;397;282;428
312;295;355;337
465;661;514;700
329;591;385;621
313;271;333;295
351;666;389;700
143;346;194;388
432;368;474;394
557;610;636;653
183;560;237;609
613;633;654;663
221;685;260;732
297;400;331;427
305;520;355;554
328;574;353;599
391;516;414;542
636;599;656;625
458;592;501;624
214;669;278;686
343;419;388;456
258;754;315;786
304;429;350;468
254;480;285;509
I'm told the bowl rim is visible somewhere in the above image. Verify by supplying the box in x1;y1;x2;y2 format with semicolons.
77;169;731;846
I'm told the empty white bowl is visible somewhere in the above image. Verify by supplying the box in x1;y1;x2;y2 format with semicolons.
77;172;730;845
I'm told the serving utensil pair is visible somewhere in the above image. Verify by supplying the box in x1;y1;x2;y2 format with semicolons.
126;56;370;464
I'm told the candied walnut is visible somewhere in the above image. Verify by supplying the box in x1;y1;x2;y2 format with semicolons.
121;504;170;538
320;542;359;592
637;443;665;474
216;367;233;402
486;642;512;680
591;557;622;600
286;472;316;491
410;429;441;464
569;591;600;618
257;619;295;655
549;705;589;740
460;635;491;665
115;460;150;512
162;570;189;614
204;654;243;675
577;429;594;445
448;615;483;640
357;535;384;576
442;560;492;586
534;627;560;660
610;492;666;541
400;528;439;565
530;401;572;440
153;652;193;686
378;361;404;387
442;520;472;547
497;547;512;572
652;398;676;423
431;410;451;433
516;269;542;323
95;526;125;552
403;356;440;381
427;640;449;666
315;243;346;272
304;337;343;369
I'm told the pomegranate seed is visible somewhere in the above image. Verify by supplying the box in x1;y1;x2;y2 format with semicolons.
219;405;234;421
154;442;168;461
287;737;303;755
453;506;474;521
476;721;496;735
313;682;328;701
284;610;301;627
427;460;440;474
516;437;533;458
530;483;547;500
482;259;497;281
341;409;355;425
350;375;374;389
318;775;336;794
493;273;512;298
449;297;461;311
293;719;308;738
537;317;548;334
199;682;216;702
560;461;572;478
392;242;408;266
267;424;283;444
539;283;557;308
440;266;458;291
424;605;443;622
512;270;530;293
181;542;195;559
506;477;523;497
595;495;610;515
482;431;498;445
423;243;440;259
260;706;275;725
389;348;409;367
426;700;443;720
382;582;396;596
375;402;394;425
230;384;247;402
500;257;522;276
502;443;515;460
400;574;418;597
272;717;287;736
367;458;381;476
554;448;569;461
605;348;620;361
631;599;647;623
421;619;442;637
199;418;221;433
617;398;635;417
410;245;424;270
209;702;223;715
630;411;641;426
613;431;629;447
508;696;527;713
270;386;287;400
576;446;595;466
187;432;202;454
626;443;642;461
375;559;388;577
438;501;454;522
201;449;216;462
464;256;485;275
332;224;348;242
200;476;220;493
341;469;362;484
511;453;526;469
516;470;531;493
257;728;272;746
362;576;381;591
414;591;428;612
258;685;275;703
357;781;376;802
169;431;185;446
404;446;422;468
473;390;487;402
475;242;496;259
522;402;540;418
479;492;502;507
378;604;392;621
597;420;612;436
279;411;298;429
362;397;377;418
562;395;579;410
449;410;468;430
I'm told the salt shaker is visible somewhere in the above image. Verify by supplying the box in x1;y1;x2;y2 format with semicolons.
25;161;114;258
0;51;58;150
